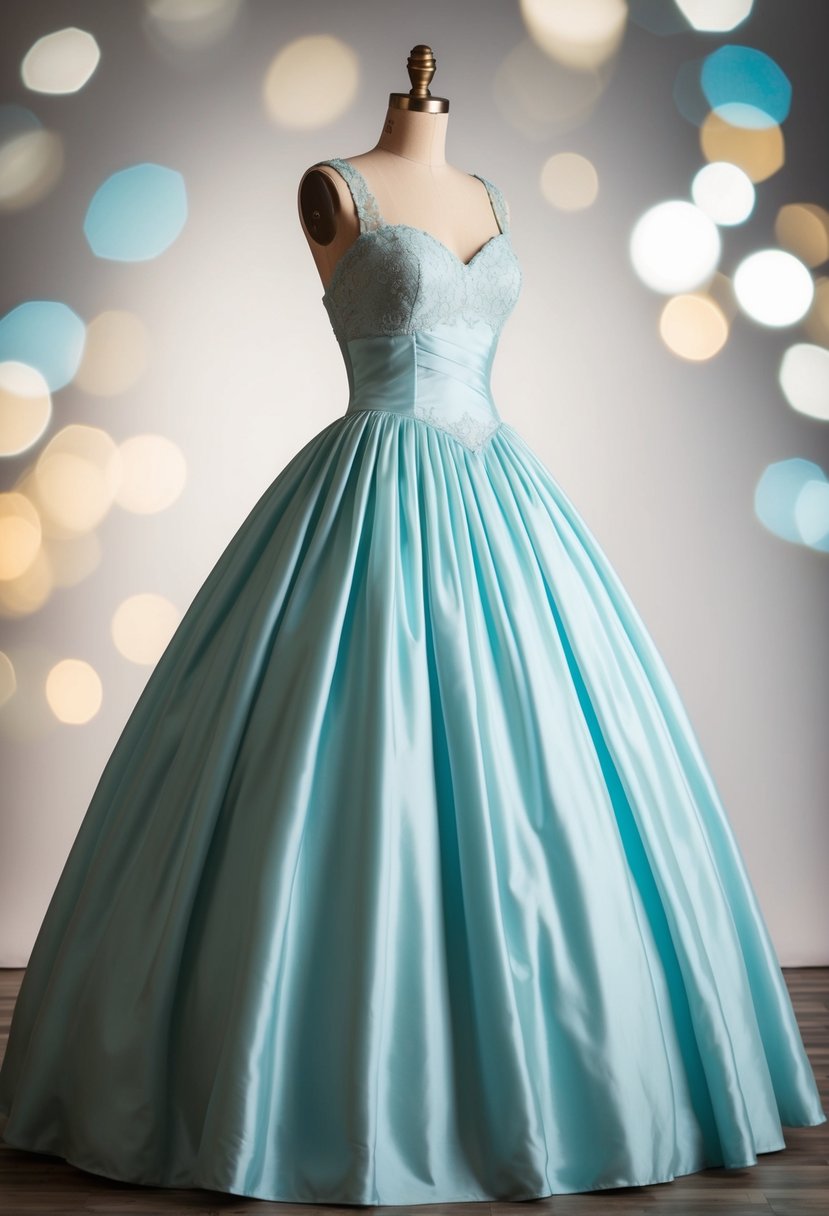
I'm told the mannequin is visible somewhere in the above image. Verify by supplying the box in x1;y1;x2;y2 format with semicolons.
298;44;507;293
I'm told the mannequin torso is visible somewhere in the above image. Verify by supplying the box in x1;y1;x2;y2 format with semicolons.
298;108;508;293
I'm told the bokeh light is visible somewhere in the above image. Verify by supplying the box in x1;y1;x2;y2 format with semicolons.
0;301;85;393
34;424;121;534
540;151;599;210
21;26;100;95
112;593;181;665
732;249;814;327
795;481;829;550
754;458;829;549
699;111;785;182
114;434;187;514
629;200;721;293
659;293;729;361
263;35;359;130
691;161;755;225
779;344;829;422
84;163;188;261
700;45;791;129
0;491;42;582
520;0;628;70
45;657;103;724
0;546;53;616
675;0;754;33
0;119;64;211
0;362;52;457
7;461;103;594
774;203;829;269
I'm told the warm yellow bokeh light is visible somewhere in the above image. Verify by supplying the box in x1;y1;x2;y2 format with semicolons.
34;424;121;534
112;593;181;665
115;434;187;514
0;128;64;211
0;361;52;456
774;203;829;269
659;293;730;361
700;111;784;182
520;0;628;70
73;309;150;396
0;491;42;581
0;544;53;617
45;657;102;724
263;35;359;130
540;151;599;210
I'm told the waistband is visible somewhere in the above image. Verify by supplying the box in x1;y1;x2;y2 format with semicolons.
341;323;502;444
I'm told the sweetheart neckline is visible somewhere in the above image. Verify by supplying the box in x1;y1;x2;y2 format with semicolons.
321;225;511;302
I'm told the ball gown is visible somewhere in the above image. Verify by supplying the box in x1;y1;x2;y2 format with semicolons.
0;155;824;1204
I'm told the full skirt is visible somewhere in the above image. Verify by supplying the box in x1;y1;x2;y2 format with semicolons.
0;410;825;1204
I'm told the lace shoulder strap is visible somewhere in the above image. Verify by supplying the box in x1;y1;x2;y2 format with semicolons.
313;157;384;234
472;173;510;235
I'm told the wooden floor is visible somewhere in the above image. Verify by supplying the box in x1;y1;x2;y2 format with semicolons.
0;966;826;1215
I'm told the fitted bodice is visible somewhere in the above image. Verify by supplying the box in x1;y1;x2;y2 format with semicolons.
311;157;523;452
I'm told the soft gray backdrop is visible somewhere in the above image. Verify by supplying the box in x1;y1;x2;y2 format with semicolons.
0;0;827;965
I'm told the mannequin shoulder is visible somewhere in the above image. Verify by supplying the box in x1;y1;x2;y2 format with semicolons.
297;162;351;247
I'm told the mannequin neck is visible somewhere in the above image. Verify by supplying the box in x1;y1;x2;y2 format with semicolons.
373;107;448;165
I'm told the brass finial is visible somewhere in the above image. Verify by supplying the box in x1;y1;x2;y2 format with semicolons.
389;43;449;113
407;45;436;98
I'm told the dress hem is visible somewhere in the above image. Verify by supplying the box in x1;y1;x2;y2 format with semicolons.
1;1112;826;1207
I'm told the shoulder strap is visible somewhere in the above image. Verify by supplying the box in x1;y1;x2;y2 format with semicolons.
472;173;510;235
313;157;384;234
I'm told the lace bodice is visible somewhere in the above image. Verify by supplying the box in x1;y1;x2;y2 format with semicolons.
306;156;522;453
313;157;523;343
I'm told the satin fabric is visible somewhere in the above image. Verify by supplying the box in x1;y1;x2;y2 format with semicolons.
342;320;501;448
0;322;825;1201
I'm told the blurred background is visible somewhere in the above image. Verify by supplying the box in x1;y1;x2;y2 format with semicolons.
0;0;827;965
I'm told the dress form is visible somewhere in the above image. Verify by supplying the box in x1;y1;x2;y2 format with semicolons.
298;45;505;291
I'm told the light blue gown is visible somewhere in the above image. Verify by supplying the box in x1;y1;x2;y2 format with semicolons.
0;156;824;1205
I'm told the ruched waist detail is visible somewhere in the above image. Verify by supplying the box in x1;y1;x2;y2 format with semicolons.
342;322;502;451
